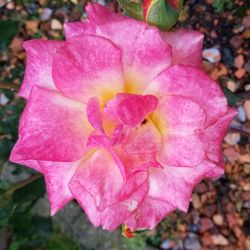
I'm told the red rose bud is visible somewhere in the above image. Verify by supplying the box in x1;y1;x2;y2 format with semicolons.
143;0;183;30
118;0;183;30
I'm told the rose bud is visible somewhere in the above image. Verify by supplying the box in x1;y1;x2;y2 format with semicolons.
118;0;183;30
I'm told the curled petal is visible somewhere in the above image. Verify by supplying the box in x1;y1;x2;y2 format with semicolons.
116;94;158;127
145;65;228;126
161;29;204;67
154;96;206;167
10;86;91;162
202;108;237;164
124;197;174;230
52;35;124;103
69;149;148;230
39;160;80;215
147;160;223;212
20;40;64;99
65;4;172;92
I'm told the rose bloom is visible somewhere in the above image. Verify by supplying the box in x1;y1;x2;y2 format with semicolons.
10;3;236;231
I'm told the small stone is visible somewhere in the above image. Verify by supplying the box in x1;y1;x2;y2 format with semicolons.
213;214;224;226
237;106;246;122
192;194;202;209
202;60;214;72
245;84;250;91
224;147;239;164
25;20;39;36
184;235;201;250
241;191;250;201
235;68;246;79
242;181;250;191
239;154;250;163
244;164;250;174
243;28;250;39
202;233;213;246
202;48;221;63
224;132;241;145
244;101;250;120
40;8;53;21
230;36;243;49
243;16;250;28
9;37;24;54
245;237;250;250
226;80;238;92
210;64;228;80
51;19;63;30
235;54;244;69
200;218;213;233
211;234;229;246
0;93;9;105
160;239;175;250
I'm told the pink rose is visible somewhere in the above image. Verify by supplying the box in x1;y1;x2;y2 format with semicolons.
10;3;236;231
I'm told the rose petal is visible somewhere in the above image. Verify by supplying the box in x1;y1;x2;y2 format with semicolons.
39;160;79;215
10;86;91;162
69;149;148;230
64;4;172;92
145;65;228;126
52;35;124;103
202;108;237;164
124;197;174;230
20;39;64;99
116;94;158;127
161;28;204;67
69;149;147;211
147;160;222;211
154;96;206;167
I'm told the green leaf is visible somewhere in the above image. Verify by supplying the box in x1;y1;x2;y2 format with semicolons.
0;20;19;48
11;176;45;214
222;87;241;106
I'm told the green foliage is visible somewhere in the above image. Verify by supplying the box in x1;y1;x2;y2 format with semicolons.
212;0;233;12
0;21;19;49
0;175;81;250
222;87;242;106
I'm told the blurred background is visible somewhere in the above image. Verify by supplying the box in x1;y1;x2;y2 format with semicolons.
0;0;250;249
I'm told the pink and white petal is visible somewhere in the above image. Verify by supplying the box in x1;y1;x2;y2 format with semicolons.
69;149;148;230
63;20;96;38
86;3;126;24
161;29;204;67
154;95;207;134
153;96;206;167
38;160;80;215
124;197;174;230
69;148;147;212
147;160;221;211
86;97;104;132
158;134;206;167
201;108;237;164
120;120;162;174
96;21;172;92
65;4;172;92
20;39;64;99
52;35;124;103
145;65;228;126
116;94;158;127
10;86;91;162
69;175;148;231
